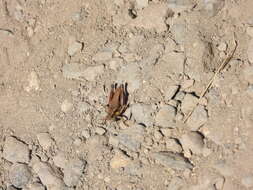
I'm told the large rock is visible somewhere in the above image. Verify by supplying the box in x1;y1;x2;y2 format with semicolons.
3;137;30;163
9;163;31;188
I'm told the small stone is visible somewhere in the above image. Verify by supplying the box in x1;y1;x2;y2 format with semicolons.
160;128;172;137
110;150;131;169
9;163;31;188
37;133;53;150
151;152;193;170
53;152;67;169
155;105;176;128
181;93;198;114
241;175;253;188
95;127;106;135
61;100;73;113
68;41;82;56
186;105;208;131
181;79;194;90
92;51;112;62
135;0;148;9
180;132;204;156
164;85;179;100
166;138;182;153
81;130;90;139
25;71;40;92
131;103;154;127
109;136;119;147
217;42;227;51
154;130;163;140
109;58;124;71
77;102;90;113
117;124;145;152
247;39;253;63
3;136;30;163
63;159;86;187
33;161;67;189
247;27;253;37
243;65;253;84
167;0;193;12
83;65;104;81
171;23;186;44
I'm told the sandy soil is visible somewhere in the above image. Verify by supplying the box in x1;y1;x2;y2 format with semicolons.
1;0;253;189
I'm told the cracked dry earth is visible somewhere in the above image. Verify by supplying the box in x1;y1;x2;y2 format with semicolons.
1;0;253;189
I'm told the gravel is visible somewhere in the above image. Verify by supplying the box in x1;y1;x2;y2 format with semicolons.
3;136;30;164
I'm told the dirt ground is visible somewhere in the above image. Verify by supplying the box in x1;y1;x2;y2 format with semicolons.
1;0;253;189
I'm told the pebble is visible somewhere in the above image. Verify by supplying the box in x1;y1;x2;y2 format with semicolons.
129;4;169;33
180;132;204;156
68;41;83;56
131;104;154;127
241;175;253;188
135;0;148;9
155;105;176;128
202;0;225;17
117;63;141;93
25;71;40;92
151;152;193;170
61;99;73;113
117;124;145;152
171;23;186;44
63;159;86;187
109;58;124;71
3;136;30;163
83;65;104;81
243;65;253;84
247;38;253;63
165;138;183;153
92;51;112;62
181;93;198;114
164;85;179;100
95;127;106;135
73;138;82;146
77;102;90;113
174;91;185;101
110;150;131;169
53;152;67;169
167;0;193;13
62;63;104;81
33;161;67;190
37;133;53;150
9;163;31;188
186;105;208;131
217;42;227;51
81;129;91;139
68;41;82;56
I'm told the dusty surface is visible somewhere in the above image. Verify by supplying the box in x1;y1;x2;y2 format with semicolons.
1;0;253;189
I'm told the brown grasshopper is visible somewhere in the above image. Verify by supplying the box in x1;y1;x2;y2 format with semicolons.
105;83;129;121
